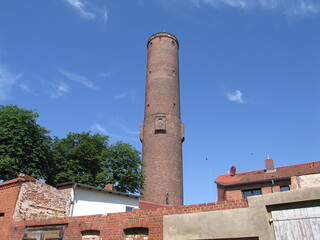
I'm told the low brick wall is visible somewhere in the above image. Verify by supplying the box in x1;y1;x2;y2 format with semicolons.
9;199;248;240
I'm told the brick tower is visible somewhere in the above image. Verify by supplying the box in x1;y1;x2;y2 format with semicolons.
140;32;184;206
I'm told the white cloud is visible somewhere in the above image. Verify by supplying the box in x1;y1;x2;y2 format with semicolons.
187;0;320;16
58;68;98;90
50;82;70;98
91;122;139;142
91;123;124;139
64;0;96;19
18;83;36;95
103;8;108;24
227;90;245;103
111;117;140;135
63;0;109;23
114;93;126;100
91;123;108;134
96;72;110;78
0;65;22;101
114;90;136;102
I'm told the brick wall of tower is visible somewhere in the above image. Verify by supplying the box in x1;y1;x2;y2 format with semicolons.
141;33;184;206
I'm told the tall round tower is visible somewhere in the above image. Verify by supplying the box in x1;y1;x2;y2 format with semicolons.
140;32;184;206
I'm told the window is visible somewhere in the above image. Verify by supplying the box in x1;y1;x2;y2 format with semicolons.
155;116;166;134
82;230;100;240
23;225;66;240
280;185;290;192
124;227;149;240
242;188;262;198
126;206;134;212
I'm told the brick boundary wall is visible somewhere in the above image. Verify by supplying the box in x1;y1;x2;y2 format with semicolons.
8;199;248;240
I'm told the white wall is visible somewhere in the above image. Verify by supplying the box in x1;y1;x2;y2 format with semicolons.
71;187;139;216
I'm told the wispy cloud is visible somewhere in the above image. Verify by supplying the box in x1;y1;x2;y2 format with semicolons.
91;123;108;134
103;7;108;24
18;83;37;95
114;90;136;102
91;120;139;142
91;123;125;139
111;117;140;135
50;82;70;98
96;72;110;78
63;0;109;23
181;0;320;16
0;65;22;101
64;0;95;19
58;68;98;90
114;93;126;100
226;90;245;103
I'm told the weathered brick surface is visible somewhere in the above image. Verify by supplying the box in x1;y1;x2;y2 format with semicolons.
141;32;184;206
0;182;21;240
8;199;248;240
13;180;71;221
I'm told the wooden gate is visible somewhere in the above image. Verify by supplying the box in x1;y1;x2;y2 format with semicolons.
270;205;320;240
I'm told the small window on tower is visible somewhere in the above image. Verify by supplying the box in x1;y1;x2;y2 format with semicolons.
155;116;166;134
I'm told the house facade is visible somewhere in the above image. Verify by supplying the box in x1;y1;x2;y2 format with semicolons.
215;159;320;201
56;182;139;216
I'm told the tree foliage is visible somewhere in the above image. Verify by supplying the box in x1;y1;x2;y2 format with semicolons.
47;132;144;194
47;132;109;187
103;142;143;193
0;105;52;180
0;105;144;193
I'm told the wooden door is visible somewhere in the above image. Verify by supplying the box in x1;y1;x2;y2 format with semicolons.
271;206;320;240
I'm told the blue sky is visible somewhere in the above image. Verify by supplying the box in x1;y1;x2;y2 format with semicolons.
0;0;319;205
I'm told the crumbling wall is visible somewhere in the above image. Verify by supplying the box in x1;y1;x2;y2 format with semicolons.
13;180;71;221
291;173;320;189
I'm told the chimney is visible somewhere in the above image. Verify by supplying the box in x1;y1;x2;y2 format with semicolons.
104;184;113;191
265;159;276;173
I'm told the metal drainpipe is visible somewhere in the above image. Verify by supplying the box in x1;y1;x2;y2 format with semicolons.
271;179;275;193
70;183;77;217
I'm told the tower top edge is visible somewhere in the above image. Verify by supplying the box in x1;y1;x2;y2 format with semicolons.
147;32;179;48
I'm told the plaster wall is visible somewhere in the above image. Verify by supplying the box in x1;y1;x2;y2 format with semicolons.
291;173;320;189
72;187;139;216
164;187;320;240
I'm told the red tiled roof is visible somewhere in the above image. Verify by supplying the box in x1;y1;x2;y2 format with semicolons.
215;160;320;186
0;174;36;188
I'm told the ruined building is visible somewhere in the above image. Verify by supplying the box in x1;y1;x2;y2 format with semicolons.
140;33;184;206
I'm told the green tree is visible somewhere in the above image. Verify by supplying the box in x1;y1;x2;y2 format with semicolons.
47;132;144;194
103;142;144;193
0;105;52;180
47;132;108;186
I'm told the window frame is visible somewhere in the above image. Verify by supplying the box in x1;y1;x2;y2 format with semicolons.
242;188;262;198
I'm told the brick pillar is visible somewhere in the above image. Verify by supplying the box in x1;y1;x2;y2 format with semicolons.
140;32;184;206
